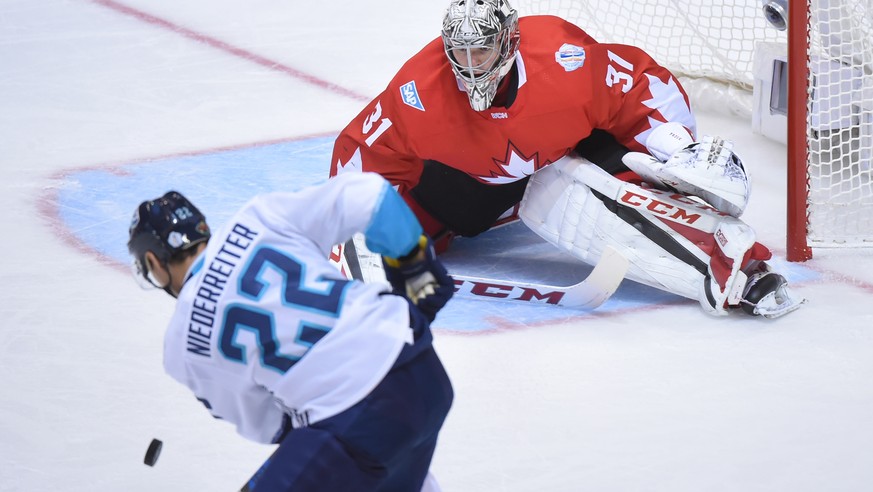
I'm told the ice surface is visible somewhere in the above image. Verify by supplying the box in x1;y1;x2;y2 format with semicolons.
2;1;873;491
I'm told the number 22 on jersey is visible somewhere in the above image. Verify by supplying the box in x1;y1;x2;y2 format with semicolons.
219;246;351;374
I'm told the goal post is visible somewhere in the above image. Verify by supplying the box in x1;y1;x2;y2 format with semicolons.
788;0;873;259
787;0;812;261
514;0;873;261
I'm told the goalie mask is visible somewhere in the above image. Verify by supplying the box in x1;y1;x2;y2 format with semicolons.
442;0;520;111
127;191;210;296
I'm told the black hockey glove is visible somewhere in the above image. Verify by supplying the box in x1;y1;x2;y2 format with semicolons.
383;235;454;322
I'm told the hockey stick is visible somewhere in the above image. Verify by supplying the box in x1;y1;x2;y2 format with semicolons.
334;232;628;310
451;245;629;309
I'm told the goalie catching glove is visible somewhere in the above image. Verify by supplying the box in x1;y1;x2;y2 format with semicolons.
383;235;454;322
622;121;751;217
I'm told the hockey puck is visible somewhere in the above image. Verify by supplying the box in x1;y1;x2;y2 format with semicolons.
144;438;163;467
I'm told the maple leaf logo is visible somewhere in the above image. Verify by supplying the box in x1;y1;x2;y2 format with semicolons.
635;75;697;147
335;147;363;175
478;142;559;184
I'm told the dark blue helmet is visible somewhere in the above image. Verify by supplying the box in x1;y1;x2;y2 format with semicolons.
127;191;210;290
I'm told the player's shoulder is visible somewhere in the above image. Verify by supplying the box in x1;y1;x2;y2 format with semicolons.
516;16;600;78
587;41;654;67
517;16;651;63
519;15;597;45
390;37;447;86
517;15;601;72
382;37;461;117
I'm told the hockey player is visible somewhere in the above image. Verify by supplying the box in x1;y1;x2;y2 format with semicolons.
330;0;804;318
127;172;454;491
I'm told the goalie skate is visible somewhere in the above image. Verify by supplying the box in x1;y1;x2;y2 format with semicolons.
739;268;807;318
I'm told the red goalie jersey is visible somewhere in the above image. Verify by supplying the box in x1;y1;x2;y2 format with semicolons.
331;15;696;247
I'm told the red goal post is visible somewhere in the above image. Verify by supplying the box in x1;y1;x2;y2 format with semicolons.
514;0;873;261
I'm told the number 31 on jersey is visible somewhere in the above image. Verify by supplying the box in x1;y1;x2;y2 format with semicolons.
362;101;393;147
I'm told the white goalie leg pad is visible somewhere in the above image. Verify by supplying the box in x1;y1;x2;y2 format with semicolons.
703;218;755;316
623;122;751;217
520;156;708;302
522;156;775;316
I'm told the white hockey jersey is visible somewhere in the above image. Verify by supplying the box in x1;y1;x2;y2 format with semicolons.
163;173;423;444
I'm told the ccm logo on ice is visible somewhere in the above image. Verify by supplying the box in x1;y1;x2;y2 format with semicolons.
400;81;425;111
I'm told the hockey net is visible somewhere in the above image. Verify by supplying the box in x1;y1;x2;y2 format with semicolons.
515;0;873;260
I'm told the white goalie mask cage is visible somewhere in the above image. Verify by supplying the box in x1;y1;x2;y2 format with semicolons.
441;0;520;111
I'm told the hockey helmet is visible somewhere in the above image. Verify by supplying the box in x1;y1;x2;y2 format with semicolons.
441;0;520;111
127;191;210;291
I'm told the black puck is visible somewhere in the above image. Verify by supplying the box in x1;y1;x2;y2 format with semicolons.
144;438;163;466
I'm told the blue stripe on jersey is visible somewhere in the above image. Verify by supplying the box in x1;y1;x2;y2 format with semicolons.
363;182;422;258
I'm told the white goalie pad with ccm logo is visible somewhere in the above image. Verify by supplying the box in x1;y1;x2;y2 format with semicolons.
519;155;755;314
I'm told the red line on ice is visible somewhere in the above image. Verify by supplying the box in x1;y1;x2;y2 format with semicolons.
90;0;370;102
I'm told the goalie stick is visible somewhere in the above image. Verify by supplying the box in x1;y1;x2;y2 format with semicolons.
333;237;629;310
451;245;629;309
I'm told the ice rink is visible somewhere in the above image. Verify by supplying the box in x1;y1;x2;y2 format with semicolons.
3;1;873;491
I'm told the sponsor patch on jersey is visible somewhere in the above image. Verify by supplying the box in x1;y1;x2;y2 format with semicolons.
555;43;586;72
400;81;425;111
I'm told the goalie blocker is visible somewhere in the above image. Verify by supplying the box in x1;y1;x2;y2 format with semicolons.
520;155;805;318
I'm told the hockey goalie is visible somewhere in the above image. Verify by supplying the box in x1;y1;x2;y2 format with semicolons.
329;0;806;318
